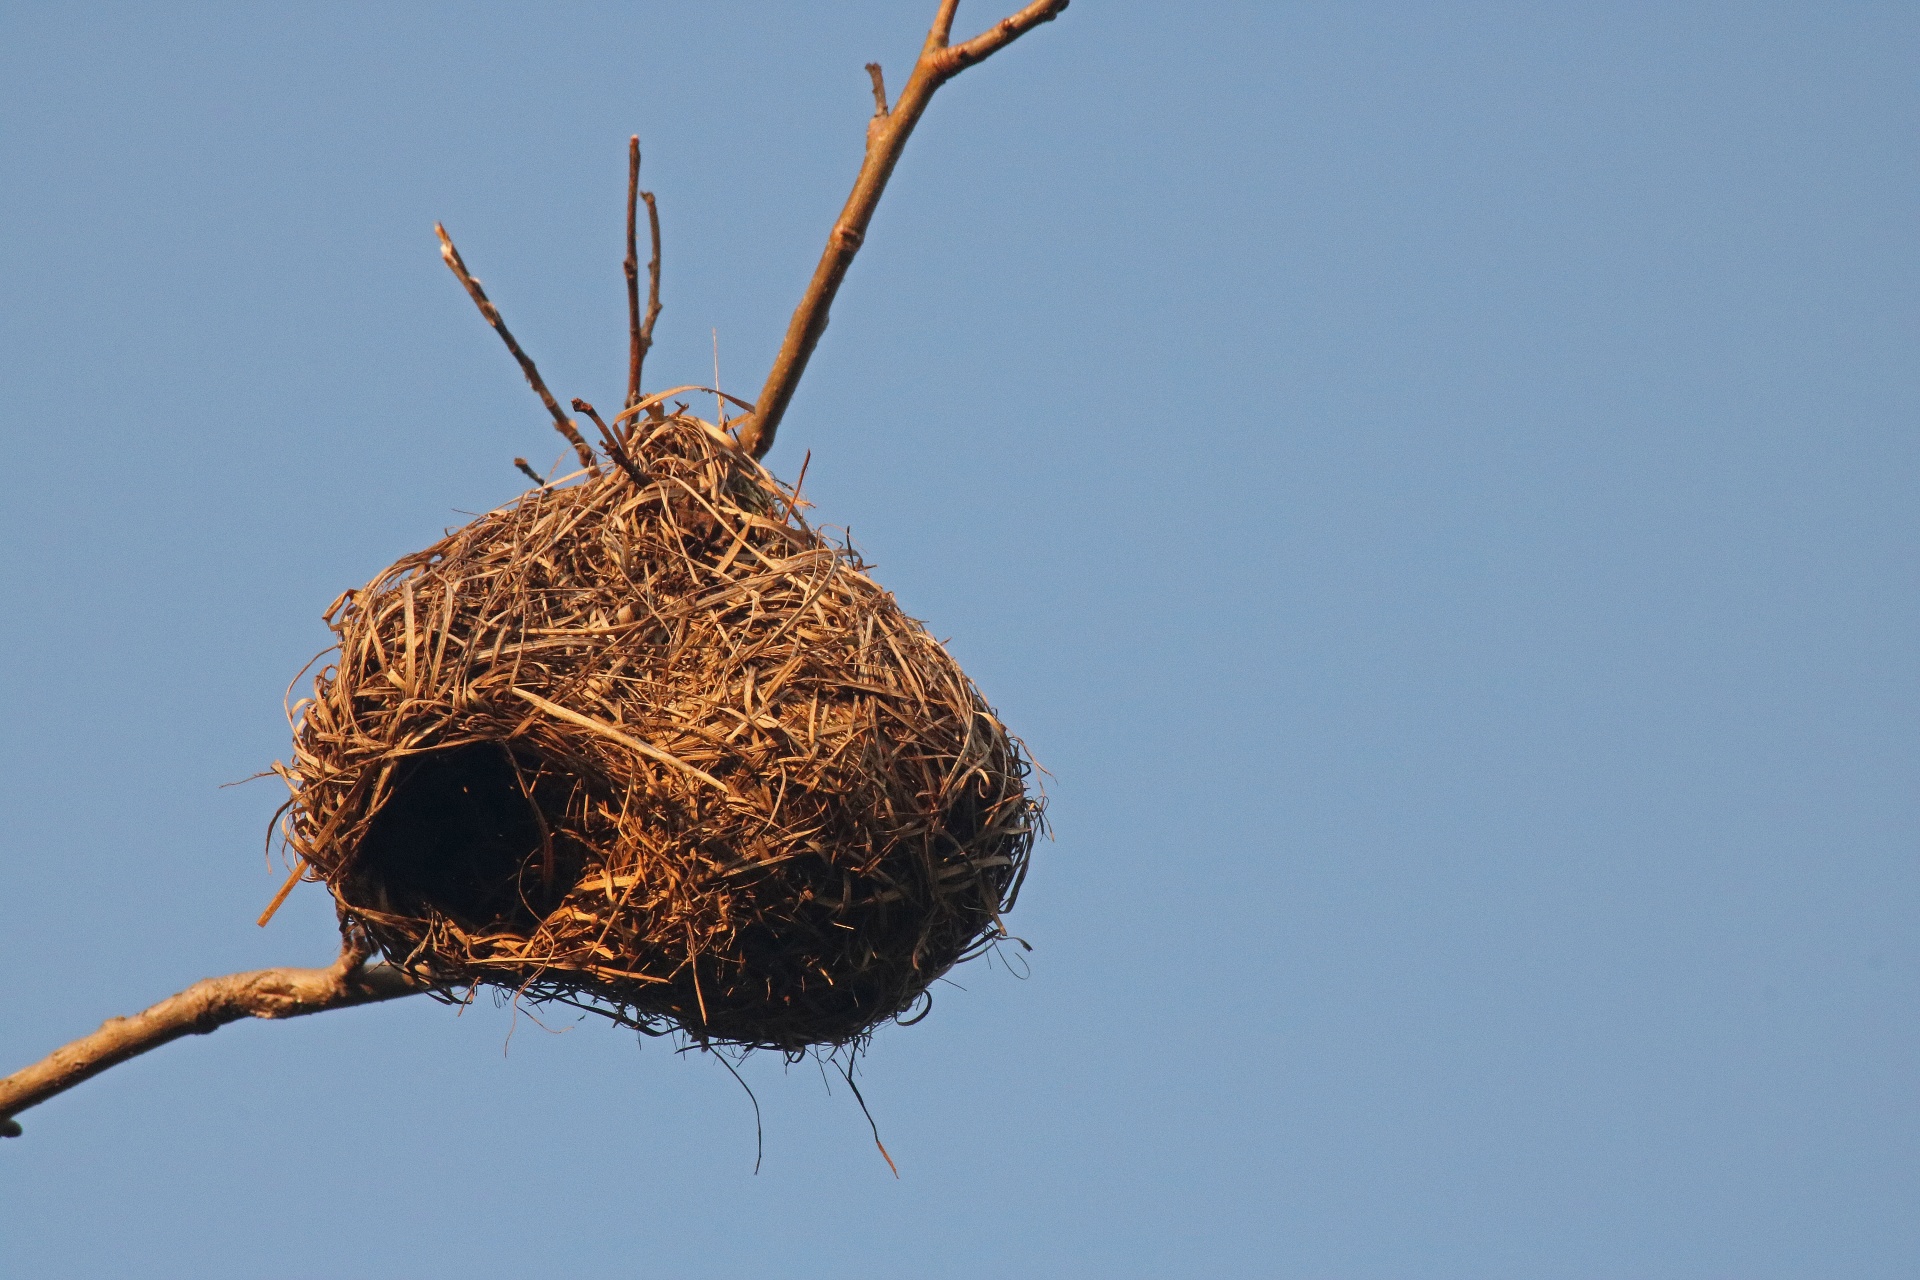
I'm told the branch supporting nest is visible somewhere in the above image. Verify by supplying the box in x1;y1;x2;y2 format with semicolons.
0;930;422;1138
736;0;1068;460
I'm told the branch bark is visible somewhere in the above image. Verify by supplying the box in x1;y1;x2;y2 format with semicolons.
734;0;1068;460
0;936;423;1138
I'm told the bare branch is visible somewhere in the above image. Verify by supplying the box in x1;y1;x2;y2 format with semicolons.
0;935;423;1137
735;0;1068;460
866;62;889;116
625;136;644;410
435;223;599;475
637;191;663;423
928;0;963;49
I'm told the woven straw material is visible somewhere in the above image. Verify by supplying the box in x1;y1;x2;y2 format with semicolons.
279;413;1038;1051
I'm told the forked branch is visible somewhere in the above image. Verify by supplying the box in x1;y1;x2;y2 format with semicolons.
0;931;423;1138
436;223;600;475
735;0;1068;459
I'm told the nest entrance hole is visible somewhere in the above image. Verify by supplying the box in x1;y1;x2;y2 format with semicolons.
354;742;583;932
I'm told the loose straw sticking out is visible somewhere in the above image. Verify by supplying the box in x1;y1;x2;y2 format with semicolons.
842;1062;899;1177
256;857;307;927
435;223;599;475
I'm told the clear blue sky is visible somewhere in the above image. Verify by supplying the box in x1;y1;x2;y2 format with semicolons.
2;3;1915;1276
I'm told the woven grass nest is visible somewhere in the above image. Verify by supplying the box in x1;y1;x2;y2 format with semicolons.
267;1;1071;1058
280;409;1040;1052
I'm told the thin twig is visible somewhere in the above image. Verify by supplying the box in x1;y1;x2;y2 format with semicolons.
572;397;649;486
791;449;812;512
637;192;663;424
625;136;644;410
0;933;422;1137
435;223;599;474
513;457;549;488
735;0;1069;459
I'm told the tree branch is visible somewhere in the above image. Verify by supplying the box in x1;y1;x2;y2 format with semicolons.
625;135;644;409
636;193;663;424
572;397;649;486
0;935;423;1138
435;223;599;475
623;136;664;415
734;0;1068;460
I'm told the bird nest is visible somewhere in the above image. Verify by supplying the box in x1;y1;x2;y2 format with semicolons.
277;411;1040;1052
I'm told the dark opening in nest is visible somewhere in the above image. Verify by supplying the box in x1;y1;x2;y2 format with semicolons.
277;412;1041;1053
350;743;587;933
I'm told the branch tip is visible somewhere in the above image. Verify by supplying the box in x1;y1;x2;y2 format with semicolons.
928;0;962;49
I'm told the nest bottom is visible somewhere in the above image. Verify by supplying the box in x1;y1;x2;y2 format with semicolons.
344;736;1009;1047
